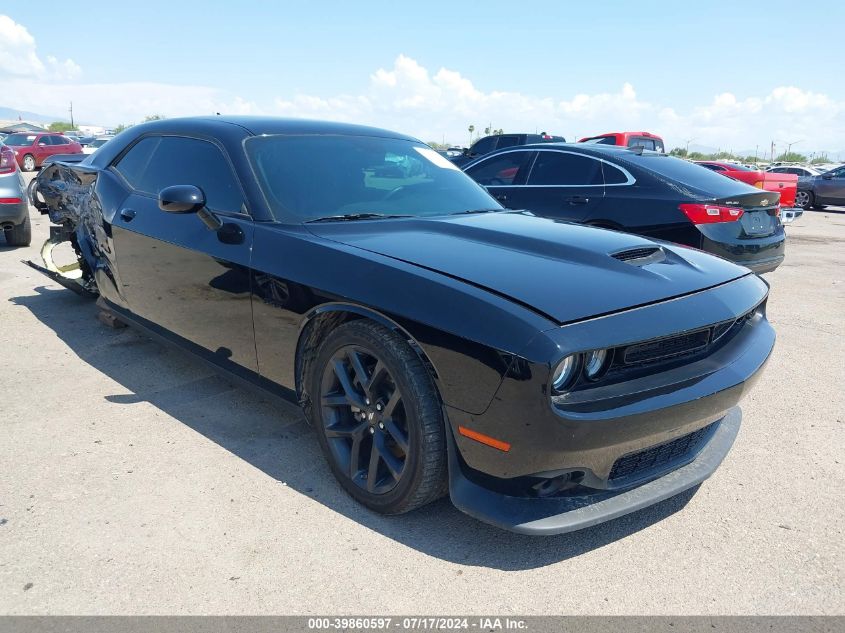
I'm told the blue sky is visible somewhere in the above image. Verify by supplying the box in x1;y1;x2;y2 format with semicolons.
3;2;844;154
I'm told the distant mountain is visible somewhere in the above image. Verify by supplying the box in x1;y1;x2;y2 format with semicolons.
0;106;66;124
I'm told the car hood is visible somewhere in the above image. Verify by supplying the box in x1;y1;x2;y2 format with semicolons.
307;211;750;325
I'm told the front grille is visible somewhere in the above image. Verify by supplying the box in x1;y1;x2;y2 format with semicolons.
609;422;717;481
623;328;710;364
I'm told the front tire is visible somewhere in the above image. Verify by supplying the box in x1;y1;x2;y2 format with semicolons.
4;213;31;247
307;320;447;514
22;154;36;172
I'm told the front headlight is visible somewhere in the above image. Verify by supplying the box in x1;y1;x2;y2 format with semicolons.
584;349;610;380
551;355;578;393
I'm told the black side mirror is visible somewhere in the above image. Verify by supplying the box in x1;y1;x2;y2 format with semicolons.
463;148;471;156
158;184;223;231
822;173;833;180
159;185;206;213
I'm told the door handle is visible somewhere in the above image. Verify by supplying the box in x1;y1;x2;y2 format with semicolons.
565;196;589;205
119;208;136;222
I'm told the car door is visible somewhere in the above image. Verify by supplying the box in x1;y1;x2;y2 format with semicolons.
108;134;258;373
504;148;605;223
463;149;535;207
48;135;71;158
816;166;845;204
33;135;52;164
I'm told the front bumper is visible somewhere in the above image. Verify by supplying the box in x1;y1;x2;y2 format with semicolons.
443;274;773;534
448;407;740;535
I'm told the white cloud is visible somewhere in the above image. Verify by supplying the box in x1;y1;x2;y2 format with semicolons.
1;20;842;155
265;56;845;153
0;15;79;80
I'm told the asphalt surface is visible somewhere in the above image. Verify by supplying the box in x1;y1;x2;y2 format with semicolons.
1;172;843;615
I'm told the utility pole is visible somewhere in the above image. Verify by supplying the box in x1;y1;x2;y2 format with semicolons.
684;138;696;154
69;101;74;128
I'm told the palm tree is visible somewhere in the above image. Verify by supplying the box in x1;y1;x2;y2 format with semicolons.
468;125;475;147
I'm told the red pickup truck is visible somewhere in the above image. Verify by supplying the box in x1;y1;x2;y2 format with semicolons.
695;161;798;208
578;131;665;152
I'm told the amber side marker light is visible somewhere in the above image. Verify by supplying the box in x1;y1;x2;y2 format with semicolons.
458;426;511;452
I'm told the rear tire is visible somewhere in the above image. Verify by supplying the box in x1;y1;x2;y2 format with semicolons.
795;190;813;210
21;154;36;172
307;319;447;515
4;213;31;247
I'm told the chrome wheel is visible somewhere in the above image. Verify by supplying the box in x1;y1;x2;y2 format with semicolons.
795;190;811;210
22;155;35;172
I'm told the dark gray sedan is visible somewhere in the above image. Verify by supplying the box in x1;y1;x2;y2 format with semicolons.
796;164;845;209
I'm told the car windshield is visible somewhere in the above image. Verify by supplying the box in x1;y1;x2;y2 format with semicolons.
4;133;36;146
245;134;501;222
91;138;111;148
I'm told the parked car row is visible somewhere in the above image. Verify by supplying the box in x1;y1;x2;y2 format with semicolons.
26;116;775;535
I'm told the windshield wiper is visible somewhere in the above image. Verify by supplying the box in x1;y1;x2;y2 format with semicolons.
306;212;412;223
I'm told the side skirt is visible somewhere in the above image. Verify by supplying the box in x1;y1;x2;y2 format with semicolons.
103;299;301;410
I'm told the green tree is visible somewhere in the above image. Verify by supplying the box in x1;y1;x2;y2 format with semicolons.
48;121;75;132
467;124;475;146
669;147;688;157
775;151;807;163
113;123;130;134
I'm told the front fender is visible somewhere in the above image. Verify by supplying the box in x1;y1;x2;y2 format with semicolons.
249;224;552;414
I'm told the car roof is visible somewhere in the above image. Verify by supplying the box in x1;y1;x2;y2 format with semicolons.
517;142;644;156
135;116;420;142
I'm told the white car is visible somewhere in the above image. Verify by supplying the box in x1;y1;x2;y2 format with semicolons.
766;165;822;177
82;135;114;155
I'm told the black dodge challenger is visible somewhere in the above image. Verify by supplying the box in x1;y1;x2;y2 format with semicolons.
28;117;774;535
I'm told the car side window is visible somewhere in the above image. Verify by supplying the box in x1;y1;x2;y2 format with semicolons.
495;135;521;149
469;136;496;156
465;151;533;186
114;137;161;188
833;167;845;178
602;162;629;185
37;137;50;146
116;136;245;214
527;151;603;186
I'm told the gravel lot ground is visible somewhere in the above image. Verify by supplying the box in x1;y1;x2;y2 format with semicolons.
1;171;843;615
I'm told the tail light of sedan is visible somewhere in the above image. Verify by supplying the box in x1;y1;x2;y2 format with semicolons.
679;203;744;224
0;145;17;174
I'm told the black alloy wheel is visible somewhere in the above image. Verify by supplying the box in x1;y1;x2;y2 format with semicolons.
321;344;410;494
309;320;447;514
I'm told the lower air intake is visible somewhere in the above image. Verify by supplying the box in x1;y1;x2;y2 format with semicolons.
609;422;717;482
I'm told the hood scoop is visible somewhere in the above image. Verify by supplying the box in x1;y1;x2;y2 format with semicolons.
611;246;666;266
